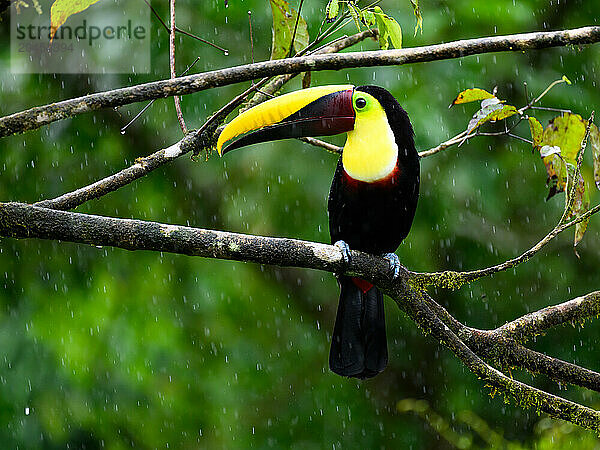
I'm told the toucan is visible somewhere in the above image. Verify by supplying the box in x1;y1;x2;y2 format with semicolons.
216;85;420;379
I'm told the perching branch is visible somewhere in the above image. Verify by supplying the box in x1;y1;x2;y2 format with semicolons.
1;26;599;137
2;201;599;432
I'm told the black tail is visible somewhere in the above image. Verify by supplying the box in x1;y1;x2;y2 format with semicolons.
329;276;388;379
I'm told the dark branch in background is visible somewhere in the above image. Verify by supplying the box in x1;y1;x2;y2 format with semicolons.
2;201;600;432
1;26;599;137
496;291;600;342
422;292;600;392
34;30;377;211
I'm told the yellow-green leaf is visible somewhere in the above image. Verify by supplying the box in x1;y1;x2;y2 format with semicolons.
373;7;390;50
269;0;309;60
540;113;586;164
466;102;517;135
347;2;362;31
590;123;600;190
384;15;402;49
410;0;423;36
567;172;590;246
486;104;518;122
528;117;544;149
325;0;339;23
451;88;495;106
361;10;376;28
50;0;102;42
541;153;567;200
373;6;402;49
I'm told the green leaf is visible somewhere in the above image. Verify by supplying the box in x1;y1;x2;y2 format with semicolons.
50;0;103;42
325;0;339;23
410;0;423;36
373;7;390;50
451;88;495;106
384;15;402;49
361;10;376;28
540;113;587;164
528;117;544;149
269;0;309;60
373;6;402;49
590;123;600;190
347;2;362;31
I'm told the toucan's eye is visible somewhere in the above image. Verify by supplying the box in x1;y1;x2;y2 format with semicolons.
355;97;367;109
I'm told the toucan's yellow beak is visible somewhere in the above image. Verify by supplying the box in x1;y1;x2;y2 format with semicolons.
216;85;356;156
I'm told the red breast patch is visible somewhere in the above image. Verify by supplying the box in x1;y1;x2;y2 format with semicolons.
351;277;374;294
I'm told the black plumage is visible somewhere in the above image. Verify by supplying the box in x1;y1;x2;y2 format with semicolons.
328;85;420;379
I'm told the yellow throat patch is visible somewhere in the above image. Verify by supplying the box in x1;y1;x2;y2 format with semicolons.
342;91;398;182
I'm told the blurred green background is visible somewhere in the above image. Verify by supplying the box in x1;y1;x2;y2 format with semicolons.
1;0;600;448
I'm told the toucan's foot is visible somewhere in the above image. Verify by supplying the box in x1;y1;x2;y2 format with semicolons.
383;252;401;279
334;240;352;266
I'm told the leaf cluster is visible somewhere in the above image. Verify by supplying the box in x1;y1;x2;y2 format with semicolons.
451;79;599;246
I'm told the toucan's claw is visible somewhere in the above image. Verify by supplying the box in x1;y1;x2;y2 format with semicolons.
383;252;401;279
334;240;352;267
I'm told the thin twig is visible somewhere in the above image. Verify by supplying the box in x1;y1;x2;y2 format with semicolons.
170;0;187;135
174;26;229;54
120;99;155;134
411;202;600;288
418;130;468;157
299;137;342;154
287;0;305;58
517;77;571;115
248;11;255;65
121;57;202;134
530;106;572;114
